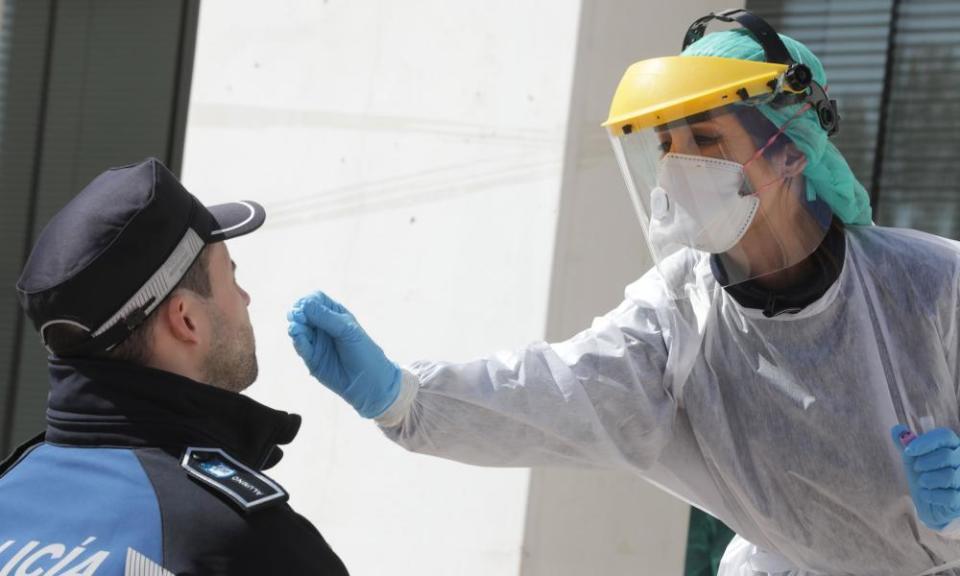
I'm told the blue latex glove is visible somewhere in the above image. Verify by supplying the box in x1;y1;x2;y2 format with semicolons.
287;291;401;418
891;425;960;530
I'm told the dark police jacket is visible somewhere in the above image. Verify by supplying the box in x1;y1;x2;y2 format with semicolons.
0;357;349;575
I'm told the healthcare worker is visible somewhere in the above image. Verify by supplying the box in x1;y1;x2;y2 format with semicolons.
289;10;960;576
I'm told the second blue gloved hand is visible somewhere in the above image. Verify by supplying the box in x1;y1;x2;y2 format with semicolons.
288;291;401;418
892;425;960;530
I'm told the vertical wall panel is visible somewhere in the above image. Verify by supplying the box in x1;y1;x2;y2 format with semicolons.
0;0;55;454
524;2;741;575
0;0;199;452
874;0;960;237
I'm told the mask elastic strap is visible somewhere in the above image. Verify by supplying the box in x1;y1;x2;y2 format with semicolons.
741;102;813;195
742;102;812;170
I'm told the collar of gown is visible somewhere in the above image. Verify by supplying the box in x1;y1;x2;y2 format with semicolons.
713;219;847;318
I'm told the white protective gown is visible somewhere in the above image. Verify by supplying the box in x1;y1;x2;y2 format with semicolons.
377;225;960;576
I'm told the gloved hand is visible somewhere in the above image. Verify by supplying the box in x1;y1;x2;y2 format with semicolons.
288;291;401;418
891;425;960;531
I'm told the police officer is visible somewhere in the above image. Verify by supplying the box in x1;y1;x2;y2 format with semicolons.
0;158;348;575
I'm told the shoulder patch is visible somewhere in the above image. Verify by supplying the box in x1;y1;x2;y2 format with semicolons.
181;447;288;513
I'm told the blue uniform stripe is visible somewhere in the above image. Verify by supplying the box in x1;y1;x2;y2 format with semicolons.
0;444;163;575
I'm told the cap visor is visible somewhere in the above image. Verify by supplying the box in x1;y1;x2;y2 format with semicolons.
206;201;266;240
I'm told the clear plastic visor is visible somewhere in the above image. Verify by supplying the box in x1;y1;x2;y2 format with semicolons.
610;104;831;289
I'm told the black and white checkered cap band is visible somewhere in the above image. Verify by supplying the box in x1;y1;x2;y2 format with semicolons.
94;227;205;340
39;227;205;350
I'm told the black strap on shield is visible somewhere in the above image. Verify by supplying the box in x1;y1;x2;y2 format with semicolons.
682;8;840;136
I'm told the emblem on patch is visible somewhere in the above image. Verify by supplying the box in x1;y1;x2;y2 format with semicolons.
199;460;236;479
181;447;287;513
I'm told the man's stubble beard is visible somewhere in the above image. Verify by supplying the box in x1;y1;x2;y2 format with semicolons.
202;304;258;393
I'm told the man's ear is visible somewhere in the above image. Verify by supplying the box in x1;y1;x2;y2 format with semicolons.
159;291;204;345
779;143;808;179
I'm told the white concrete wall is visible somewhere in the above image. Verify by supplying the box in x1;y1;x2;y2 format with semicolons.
524;3;743;575
183;2;579;575
183;1;740;575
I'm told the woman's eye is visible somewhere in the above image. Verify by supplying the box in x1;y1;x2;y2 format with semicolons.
658;141;672;153
694;135;721;147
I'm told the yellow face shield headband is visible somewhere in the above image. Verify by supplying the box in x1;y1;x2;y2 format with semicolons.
604;56;794;135
604;8;840;138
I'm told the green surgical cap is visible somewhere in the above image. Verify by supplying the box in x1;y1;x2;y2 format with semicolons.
683;29;873;225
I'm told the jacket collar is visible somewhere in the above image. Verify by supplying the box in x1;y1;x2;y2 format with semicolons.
45;357;301;470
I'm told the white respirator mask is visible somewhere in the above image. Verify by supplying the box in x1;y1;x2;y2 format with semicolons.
648;153;760;254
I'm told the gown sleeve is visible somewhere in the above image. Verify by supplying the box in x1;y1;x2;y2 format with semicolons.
377;280;678;471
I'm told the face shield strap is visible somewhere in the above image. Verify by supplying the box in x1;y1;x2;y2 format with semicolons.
683;8;840;137
683;9;791;64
